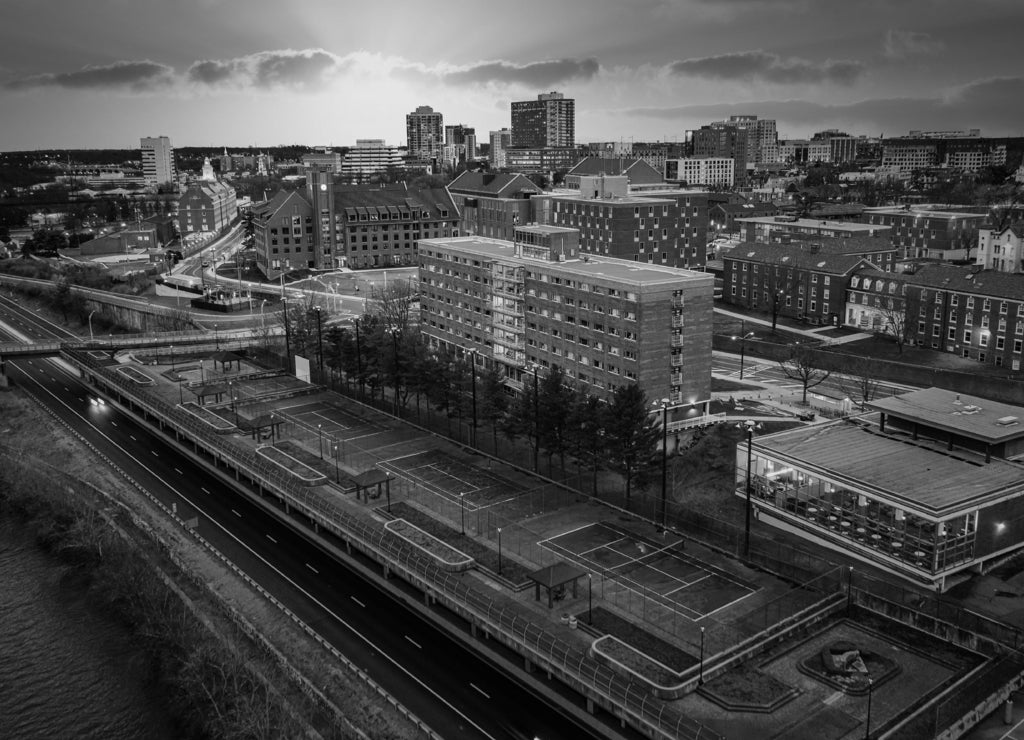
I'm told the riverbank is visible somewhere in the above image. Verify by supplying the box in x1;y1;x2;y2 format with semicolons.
0;388;420;739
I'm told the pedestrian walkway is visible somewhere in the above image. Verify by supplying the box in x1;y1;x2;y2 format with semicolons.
715;307;873;345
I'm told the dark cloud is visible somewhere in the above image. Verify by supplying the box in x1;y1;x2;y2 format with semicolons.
5;60;174;91
395;58;599;87
620;76;1024;136
884;29;944;58
187;49;348;90
669;50;864;85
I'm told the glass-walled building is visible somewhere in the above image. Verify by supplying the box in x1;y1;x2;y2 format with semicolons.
736;389;1024;591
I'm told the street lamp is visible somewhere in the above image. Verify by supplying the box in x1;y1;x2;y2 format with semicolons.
388;327;401;418
178;378;184;405
260;299;267;331
699;626;706;685
864;678;874;739
170;344;176;371
527;364;540;472
740;419;761;558
652;398;671;531
497;527;503;576
333;443;340;483
587;573;593;624
270;413;276;446
199;359;205;383
314;306;325;380
385;472;391;513
469;350;478;449
214;323;220;350
732;329;755;380
318;423;323;459
88;309;96;342
460;492;466;535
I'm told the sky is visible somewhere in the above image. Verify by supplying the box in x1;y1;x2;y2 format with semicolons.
2;0;1024;151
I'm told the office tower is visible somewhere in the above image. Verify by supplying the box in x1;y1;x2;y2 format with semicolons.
489;128;512;168
406;105;444;161
511;91;575;148
140;136;176;187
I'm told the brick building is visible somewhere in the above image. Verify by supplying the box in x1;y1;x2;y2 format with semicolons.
863;207;987;260
418;226;714;409
447;171;541;241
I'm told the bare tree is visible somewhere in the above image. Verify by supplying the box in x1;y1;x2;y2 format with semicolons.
831;353;881;409
369;277;417;333
779;343;831;404
758;257;800;333
877;300;913;355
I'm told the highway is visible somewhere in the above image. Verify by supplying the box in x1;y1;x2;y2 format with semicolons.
0;297;628;740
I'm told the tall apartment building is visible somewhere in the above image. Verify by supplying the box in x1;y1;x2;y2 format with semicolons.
447;171;541;240
863;207;987;260
444;124;477;165
140;136;176;187
691;124;748;187
489;128;512;169
511;91;575;148
417;226;714;407
976;224;1024;273
535;175;712;268
725;116;777;168
406;105;444;161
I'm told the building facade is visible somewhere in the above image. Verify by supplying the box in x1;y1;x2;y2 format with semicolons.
863;207;987;260
691;124;748;187
418;227;714;407
564;157;664;190
737;216;891;244
511;91;575;148
140;136;176;187
177;178;237;237
976;224;1024;273
664;157;735;188
504;147;580;174
447;171;542;241
406;105;444;161
489;128;512;169
253;189;315;278
338;140;404;182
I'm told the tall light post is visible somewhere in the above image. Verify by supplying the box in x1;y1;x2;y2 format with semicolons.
732;328;755;380
388;327;401;418
385;472;391;513
282;299;291;371
587;573;593;624
199;359;205;383
528;364;540;472
332;443;340;483
270;413;276;447
864;678;874;739
214;322;220;350
259;299;267;331
741;419;760;558
460;492;466;535
469;350;478;449
652;398;671;531
178;377;184;405
88;309;96;342
318;423;324;459
170;344;176;371
699;626;706;685
497;527;503;576
314;306;325;380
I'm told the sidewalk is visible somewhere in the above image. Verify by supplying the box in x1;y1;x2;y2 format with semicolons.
715;306;873;345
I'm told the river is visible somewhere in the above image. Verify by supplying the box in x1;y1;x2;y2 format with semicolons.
0;517;179;739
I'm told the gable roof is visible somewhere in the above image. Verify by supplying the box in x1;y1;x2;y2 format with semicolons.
333;182;457;220
448;171;540;198
255;189;310;218
566;157;663;183
727;241;881;275
897;263;1024;301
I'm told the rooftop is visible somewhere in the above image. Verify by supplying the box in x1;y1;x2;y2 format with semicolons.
727;242;879;275
755;418;1024;516
867;388;1024;445
736;216;886;233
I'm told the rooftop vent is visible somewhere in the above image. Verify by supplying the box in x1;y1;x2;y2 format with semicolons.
996;416;1019;426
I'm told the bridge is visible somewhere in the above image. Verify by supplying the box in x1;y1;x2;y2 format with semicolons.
0;328;280;358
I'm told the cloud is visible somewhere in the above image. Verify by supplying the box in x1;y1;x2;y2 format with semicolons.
5;60;174;91
187;49;350;90
884;29;944;58
619;76;1024;136
395;57;599;88
669;50;864;85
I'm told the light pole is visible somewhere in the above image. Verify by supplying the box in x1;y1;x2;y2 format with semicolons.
385;472;392;513
333;443;340;483
199;359;205;383
318;423;323;459
497;527;503;576
88;309;96;341
587;573;593;624
270;413;276;446
389;327;401;418
314;306;325;380
699;626;706;685
460;492;466;535
864;678;874;739
742;419;759;558
260;299;267;331
653;398;671;531
214;323;220;350
170;344;176;371
528;364;540;472
469;350;478;449
733;330;755;380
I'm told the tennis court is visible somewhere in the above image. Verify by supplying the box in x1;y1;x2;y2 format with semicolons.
378;449;526;508
277;400;386;439
541;522;757;620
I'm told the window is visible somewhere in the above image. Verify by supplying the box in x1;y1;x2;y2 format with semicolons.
1015;339;1023;354
964;329;972;343
980;333;989;348
997;336;1005;350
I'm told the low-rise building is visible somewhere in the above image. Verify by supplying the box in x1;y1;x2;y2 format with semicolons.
739;388;1024;590
664;157;735;188
418;226;714;408
252;189;315;278
505;146;581;174
564;157;663;190
338;140;404;182
863;207;987;260
710;201;781;237
976;224;1024;273
178;176;237;237
737;216;890;244
447;171;541;241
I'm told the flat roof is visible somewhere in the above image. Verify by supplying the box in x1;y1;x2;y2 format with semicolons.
516;224;577;235
419;237;713;285
735;217;884;232
754;418;1024;516
867;388;1024;444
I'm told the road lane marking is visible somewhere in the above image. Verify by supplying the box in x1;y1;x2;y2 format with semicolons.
351;596;365;607
151;450;159;457
201;487;210;494
405;636;421;649
111;421;117;427
174;467;183;475
130;434;137;441
231;509;241;517
266;534;277;544
470;683;490;699
306;563;319;574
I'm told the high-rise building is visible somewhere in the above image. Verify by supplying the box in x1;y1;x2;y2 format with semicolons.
339;140;404;182
140;136;176;187
691;124;748;187
406;105;444;161
443;125;477;167
511;91;575;148
489;128;512;169
725;116;777;167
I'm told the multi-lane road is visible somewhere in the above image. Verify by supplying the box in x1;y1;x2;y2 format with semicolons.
0;297;628;740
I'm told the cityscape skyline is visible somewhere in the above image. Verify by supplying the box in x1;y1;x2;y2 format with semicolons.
2;0;1024;151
